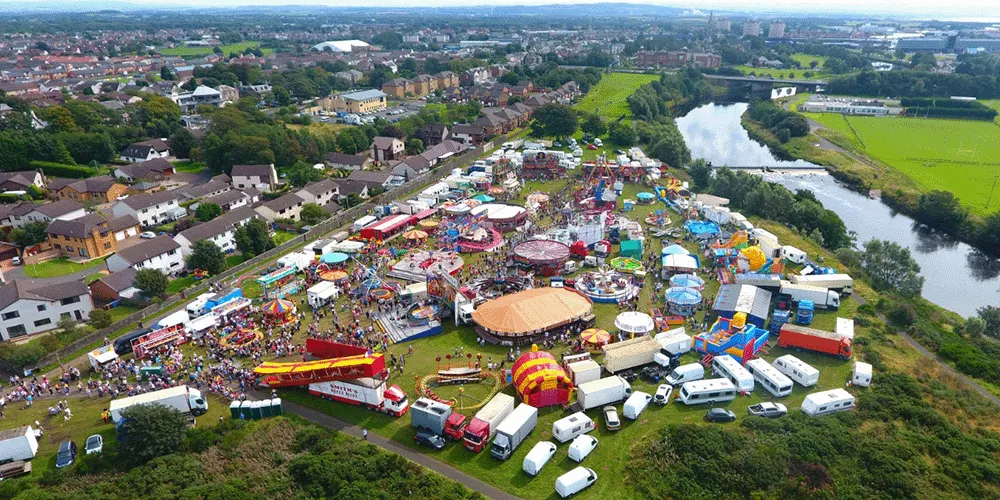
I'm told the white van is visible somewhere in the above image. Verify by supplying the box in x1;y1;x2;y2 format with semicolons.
665;363;704;386
552;412;595;443
712;356;755;393
522;441;557;476
744;359;793;397
851;362;872;387
677;378;738;405
802;389;856;416
567;435;598;462
622;391;652;420
773;355;820;387
555;467;597;498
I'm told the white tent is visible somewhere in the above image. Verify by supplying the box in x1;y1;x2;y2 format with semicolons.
663;254;699;272
87;345;119;370
308;281;340;308
615;311;655;335
331;240;365;253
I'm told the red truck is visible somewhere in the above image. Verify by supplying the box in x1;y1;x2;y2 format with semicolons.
778;324;852;360
444;413;467;440
463;393;515;452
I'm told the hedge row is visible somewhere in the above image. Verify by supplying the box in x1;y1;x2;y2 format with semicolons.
29;160;97;179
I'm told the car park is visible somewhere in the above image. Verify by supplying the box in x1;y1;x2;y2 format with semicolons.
602;406;620;431
704;408;737;423
55;440;77;468
84;434;103;455
653;384;673;405
568;435;598;462
747;402;787;418
414;431;446;450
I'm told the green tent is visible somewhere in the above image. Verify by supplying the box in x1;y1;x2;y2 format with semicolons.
621;239;643;258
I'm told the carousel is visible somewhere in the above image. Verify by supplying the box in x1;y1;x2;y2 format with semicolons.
388;250;464;282
261;298;297;324
466;272;534;300
513;239;571;276
402;229;429;247
470;203;529;233
573;266;639;303
318;269;349;284
580;328;611;350
614;311;655;337
665;286;703;317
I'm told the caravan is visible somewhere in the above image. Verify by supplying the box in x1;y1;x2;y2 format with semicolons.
802;389;856;416
851;362;872;387
552;412;595;443
711;356;755;393
677;379;738;405
773;355;820;387
744;359;793;397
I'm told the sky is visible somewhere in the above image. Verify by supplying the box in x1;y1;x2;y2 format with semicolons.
6;0;1000;18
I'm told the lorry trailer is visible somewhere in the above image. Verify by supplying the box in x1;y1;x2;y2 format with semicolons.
576;376;632;411
410;397;466;438
789;273;854;294
109;386;208;423
779;281;840;309
778;324;853;360
308;378;409;417
464;393;515;452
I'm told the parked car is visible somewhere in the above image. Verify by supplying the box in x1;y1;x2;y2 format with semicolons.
653;384;673;405
10;256;21;265
84;434;103;455
55;440;77;468
140;231;156;239
414;431;446;450
568;435;598;462
704;408;737;423
748;402;788;418
602;406;620;431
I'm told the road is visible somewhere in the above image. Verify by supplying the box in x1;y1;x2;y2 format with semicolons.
850;293;1000;406
251;390;519;500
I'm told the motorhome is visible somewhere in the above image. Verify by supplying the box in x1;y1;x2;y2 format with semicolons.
802;389;856;416
552;412;595;443
773;355;820;387
711;356;755;393
744;359;794;397
676;378;738;405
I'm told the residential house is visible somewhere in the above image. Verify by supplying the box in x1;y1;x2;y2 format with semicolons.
171;85;224;114
111;190;182;227
0;279;94;340
89;268;139;302
418;140;464;167
435;71;459;90
45;213;140;259
231;164;279;191
113;158;175;182
336;180;370;201
414;123;449;147
119;139;171;163
324;152;370;171
202;188;259;212
412;75;435;96
3;200;85;229
346;170;396;191
173;206;257;256
473;113;508;136
180;179;231;201
49;176;128;204
254;192;306;222
370;137;405;162
296;179;341;207
449;124;487;146
0;170;45;193
105;235;184;275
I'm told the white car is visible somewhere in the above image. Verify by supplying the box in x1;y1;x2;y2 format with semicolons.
84;434;103;455
140;231;156;239
748;402;788;418
653;384;673;405
568;434;598;463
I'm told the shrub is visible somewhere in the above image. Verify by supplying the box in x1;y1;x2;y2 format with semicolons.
889;303;917;327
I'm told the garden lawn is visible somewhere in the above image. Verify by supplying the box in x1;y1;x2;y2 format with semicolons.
802;112;1000;215
159;41;272;57
173;161;208;174
24;257;106;279
575;72;659;123
166;276;197;295
273;230;299;246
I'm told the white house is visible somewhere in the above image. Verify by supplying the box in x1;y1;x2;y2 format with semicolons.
119;139;171;163
202;188;259;212
2;200;85;229
180;179;231;201
231;164;279;192
173;206;257;256
296;179;340;207
105;235;184;275
0;279;94;340
255;192;306;222
111;190;182;227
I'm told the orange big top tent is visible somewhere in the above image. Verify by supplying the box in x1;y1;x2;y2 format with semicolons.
511;349;574;408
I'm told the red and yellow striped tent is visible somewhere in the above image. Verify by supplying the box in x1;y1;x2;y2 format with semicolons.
511;350;574;408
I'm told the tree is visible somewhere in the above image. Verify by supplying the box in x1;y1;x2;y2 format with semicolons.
337;127;370;154
235;218;275;257
11;221;49;247
380;125;405;139
88;309;113;330
195;202;222;222
858;240;924;296
580;112;607;137
160;66;176;81
916;190;967;230
405;138;424;155
531;103;578;139
608;121;636;147
169;128;195;159
371;31;404;50
118;404;188;466
300;203;326;225
135;269;169;298
965;316;986;338
187;240;227;275
687;159;712;190
977;306;1000;338
285;161;324;188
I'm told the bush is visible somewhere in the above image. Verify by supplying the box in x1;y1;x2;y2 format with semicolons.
0;340;47;370
29;160;96;178
89;309;113;329
889;303;917;327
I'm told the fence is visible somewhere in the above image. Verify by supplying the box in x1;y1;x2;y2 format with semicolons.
22;133;511;374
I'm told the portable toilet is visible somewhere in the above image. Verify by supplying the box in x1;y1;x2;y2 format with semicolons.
229;400;242;419
260;399;273;418
250;401;264;420
239;400;253;420
271;398;283;416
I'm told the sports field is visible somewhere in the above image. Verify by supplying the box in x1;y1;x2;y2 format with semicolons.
159;41;273;56
574;72;659;122
804;112;1000;214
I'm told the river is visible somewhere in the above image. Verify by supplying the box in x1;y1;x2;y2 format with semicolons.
676;102;1000;317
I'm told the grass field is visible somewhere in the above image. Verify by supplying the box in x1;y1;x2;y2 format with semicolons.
158;41;272;57
734;66;824;79
790;53;828;68
574;72;659;122
803;112;1000;214
286;121;349;139
24;257;106;279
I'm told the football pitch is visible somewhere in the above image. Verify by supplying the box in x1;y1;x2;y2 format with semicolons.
575;72;659;122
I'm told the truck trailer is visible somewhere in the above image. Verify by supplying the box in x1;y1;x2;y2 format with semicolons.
778;324;853;360
789;273;854;294
734;273;783;290
576;376;633;411
410;397;466;438
109;386;208;423
308;378;409;417
490;403;538;460
464;393;515;452
602;336;661;374
779;281;840;309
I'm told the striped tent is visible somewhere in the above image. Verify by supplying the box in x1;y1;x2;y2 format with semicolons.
511;350;574;408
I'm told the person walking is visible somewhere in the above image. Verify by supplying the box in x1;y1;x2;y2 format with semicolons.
362;428;368;441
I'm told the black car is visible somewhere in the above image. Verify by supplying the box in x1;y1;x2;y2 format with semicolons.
704;408;737;423
55;440;77;468
414;431;446;450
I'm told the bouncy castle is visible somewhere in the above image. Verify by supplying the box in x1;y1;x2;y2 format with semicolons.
511;349;574;408
693;312;770;365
